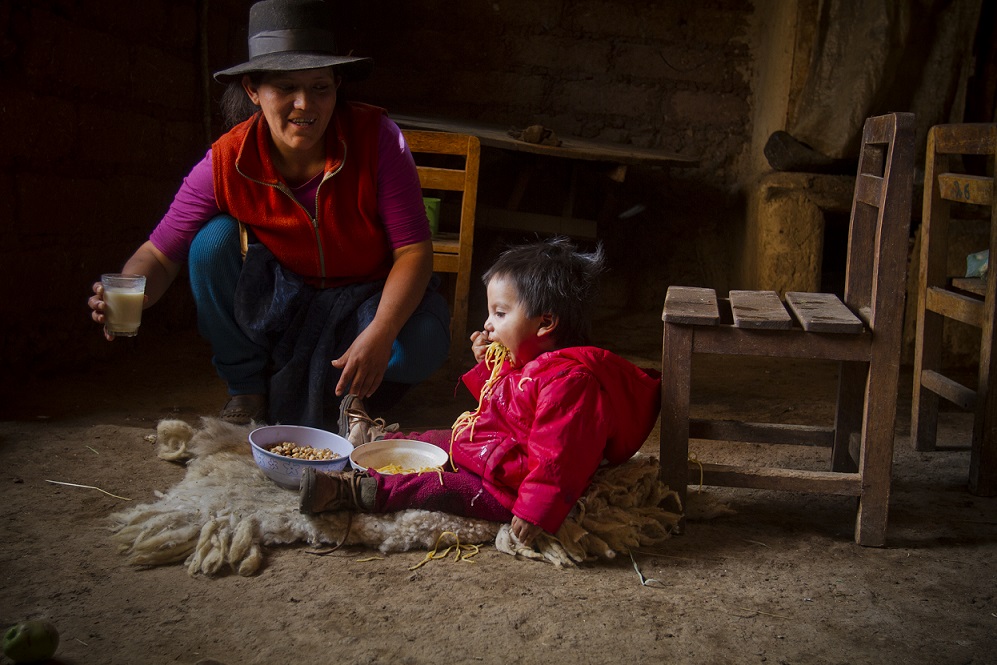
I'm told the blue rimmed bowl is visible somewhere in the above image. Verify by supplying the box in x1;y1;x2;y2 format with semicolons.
249;425;353;490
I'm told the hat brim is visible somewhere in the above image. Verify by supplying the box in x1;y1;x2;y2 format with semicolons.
213;53;373;83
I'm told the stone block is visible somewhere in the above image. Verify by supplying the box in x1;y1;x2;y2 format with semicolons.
671;90;750;127
610;42;726;84
510;34;612;73
738;171;854;294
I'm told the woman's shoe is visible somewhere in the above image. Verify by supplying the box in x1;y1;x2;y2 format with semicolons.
337;394;399;446
218;394;267;425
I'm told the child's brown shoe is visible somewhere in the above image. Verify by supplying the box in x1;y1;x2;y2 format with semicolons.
299;467;368;514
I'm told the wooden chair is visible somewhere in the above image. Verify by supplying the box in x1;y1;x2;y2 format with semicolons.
660;113;916;547
910;123;996;496
403;130;481;351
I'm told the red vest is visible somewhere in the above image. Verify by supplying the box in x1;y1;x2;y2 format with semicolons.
212;102;390;288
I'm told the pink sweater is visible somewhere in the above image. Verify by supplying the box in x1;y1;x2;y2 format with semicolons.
149;114;428;264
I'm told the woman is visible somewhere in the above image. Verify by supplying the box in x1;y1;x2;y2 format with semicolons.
87;0;450;427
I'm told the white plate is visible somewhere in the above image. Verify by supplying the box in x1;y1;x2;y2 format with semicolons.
350;439;449;474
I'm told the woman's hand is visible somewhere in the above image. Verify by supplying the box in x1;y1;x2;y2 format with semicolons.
470;330;491;363
87;282;116;341
511;516;543;548
89;242;181;341
331;240;432;398
331;322;394;398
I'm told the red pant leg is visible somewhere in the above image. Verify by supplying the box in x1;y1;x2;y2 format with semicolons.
373;430;513;522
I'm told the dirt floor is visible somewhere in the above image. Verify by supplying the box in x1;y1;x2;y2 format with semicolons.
1;310;995;665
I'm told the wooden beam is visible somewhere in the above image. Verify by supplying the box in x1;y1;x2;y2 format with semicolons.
691;462;863;496
690;419;835;446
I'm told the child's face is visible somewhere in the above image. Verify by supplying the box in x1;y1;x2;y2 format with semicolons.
483;275;548;366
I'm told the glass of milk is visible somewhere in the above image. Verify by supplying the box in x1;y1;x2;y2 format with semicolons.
101;274;147;337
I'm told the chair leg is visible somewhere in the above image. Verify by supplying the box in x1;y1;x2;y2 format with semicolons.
452;268;471;347
661;323;693;505
853;357;900;547
969;390;997;496
912;308;944;452
969;316;996;496
832;360;865;473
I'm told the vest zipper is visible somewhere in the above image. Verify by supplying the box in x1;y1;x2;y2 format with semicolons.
235;139;348;288
312;140;348;288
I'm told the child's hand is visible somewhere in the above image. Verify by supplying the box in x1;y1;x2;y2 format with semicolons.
510;516;543;548
470;330;491;363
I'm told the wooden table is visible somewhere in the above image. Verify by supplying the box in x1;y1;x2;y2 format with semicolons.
391;113;698;237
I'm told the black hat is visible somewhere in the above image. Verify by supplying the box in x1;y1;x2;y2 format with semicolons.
213;0;372;83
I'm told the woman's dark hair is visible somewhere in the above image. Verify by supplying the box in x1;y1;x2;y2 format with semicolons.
219;74;263;129
482;236;607;346
217;68;349;129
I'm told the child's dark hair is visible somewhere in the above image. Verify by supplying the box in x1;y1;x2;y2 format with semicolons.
483;236;606;346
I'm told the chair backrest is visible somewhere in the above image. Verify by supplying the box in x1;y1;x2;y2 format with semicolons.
403;130;481;344
843;112;916;337
923;124;996;279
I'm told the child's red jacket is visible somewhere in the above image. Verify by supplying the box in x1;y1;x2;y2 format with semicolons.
454;346;662;534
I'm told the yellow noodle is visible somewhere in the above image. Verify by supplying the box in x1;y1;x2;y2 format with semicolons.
374;463;409;474
449;342;508;470
408;531;481;570
374;465;446;485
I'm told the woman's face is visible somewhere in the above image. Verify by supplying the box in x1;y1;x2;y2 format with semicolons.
483;274;550;367
242;68;340;160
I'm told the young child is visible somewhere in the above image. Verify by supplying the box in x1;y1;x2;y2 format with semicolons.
300;237;662;547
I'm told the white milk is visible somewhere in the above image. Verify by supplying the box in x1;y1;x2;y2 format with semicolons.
104;289;145;335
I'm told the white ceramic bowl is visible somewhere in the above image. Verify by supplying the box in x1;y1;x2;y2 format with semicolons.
350;439;449;474
249;425;353;490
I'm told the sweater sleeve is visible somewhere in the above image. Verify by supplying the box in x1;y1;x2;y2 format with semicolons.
148;149;221;264
378;115;431;250
511;370;610;534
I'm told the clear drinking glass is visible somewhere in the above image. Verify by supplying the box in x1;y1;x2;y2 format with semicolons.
100;273;147;337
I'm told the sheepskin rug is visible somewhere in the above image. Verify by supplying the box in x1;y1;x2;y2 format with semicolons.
108;418;683;576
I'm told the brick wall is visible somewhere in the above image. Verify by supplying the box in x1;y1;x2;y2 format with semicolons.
342;0;752;181
0;0;755;377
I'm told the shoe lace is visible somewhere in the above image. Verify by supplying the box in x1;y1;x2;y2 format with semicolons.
346;409;398;438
